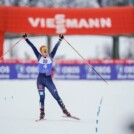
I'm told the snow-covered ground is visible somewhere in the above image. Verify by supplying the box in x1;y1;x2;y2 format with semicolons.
0;80;134;134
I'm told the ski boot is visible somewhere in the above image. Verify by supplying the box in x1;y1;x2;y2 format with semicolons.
40;108;45;120
62;107;71;117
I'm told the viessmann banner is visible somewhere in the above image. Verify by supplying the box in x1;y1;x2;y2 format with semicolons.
0;63;134;80
0;6;134;35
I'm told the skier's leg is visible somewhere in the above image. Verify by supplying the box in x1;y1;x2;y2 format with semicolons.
46;77;71;116
37;81;45;119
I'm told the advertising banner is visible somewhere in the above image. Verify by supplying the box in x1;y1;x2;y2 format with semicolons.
0;6;134;35
54;64;114;80
0;64;10;79
0;6;134;57
54;63;134;80
0;62;134;80
0;64;38;80
115;64;134;80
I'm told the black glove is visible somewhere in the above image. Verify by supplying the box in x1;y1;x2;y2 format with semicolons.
22;33;27;38
59;34;64;41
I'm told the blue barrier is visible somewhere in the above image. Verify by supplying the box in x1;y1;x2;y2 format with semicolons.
0;63;134;80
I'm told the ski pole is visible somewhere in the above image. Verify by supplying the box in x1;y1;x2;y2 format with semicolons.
63;38;109;85
0;37;23;59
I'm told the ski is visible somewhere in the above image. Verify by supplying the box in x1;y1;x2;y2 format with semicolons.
62;115;80;120
35;115;80;122
35;119;46;122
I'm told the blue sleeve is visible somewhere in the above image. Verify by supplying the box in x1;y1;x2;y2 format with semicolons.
49;40;61;58
25;38;41;60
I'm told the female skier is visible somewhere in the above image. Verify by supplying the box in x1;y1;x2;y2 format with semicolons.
22;34;71;120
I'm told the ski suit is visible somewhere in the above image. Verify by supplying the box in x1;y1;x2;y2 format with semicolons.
25;38;65;109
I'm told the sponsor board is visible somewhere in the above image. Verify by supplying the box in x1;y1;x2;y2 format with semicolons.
15;64;38;79
1;62;134;80
54;63;134;80
0;64;10;79
0;64;38;80
115;64;134;80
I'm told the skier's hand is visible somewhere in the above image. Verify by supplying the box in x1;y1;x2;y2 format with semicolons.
22;33;27;38
59;34;64;41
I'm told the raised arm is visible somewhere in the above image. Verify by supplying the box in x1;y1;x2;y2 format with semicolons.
50;34;64;58
22;34;41;60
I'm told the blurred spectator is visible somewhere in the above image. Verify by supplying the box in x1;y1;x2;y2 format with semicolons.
1;0;133;7
97;0;133;7
126;38;134;59
97;0;103;7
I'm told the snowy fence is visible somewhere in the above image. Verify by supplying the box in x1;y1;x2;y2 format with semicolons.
0;59;134;80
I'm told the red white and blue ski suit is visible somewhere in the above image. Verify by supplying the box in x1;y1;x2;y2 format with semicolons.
25;38;65;109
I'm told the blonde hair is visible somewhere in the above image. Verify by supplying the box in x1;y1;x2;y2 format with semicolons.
40;45;47;52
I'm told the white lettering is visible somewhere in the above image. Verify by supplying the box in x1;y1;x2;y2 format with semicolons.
55;14;65;24
0;74;10;78
28;17;41;27
78;19;89;28
94;66;111;73
0;66;10;73
28;14;112;34
46;18;55;28
40;18;45;27
89;18;99;28
124;66;134;73
26;66;38;73
118;66;123;73
100;18;111;28
62;66;80;74
66;19;78;28
55;14;66;33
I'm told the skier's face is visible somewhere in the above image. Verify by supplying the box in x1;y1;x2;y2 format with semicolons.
40;47;48;57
